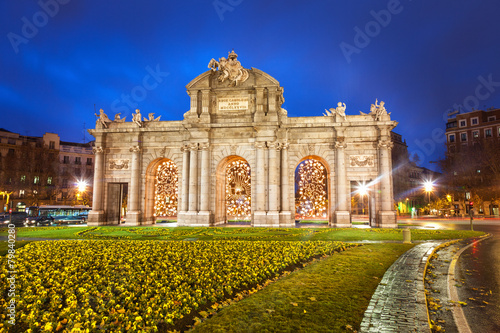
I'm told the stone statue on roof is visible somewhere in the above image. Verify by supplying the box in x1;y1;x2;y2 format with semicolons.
207;50;249;86
95;109;111;128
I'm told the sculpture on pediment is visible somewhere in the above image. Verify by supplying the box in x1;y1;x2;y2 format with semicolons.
143;113;161;122
114;113;126;123
208;50;249;87
132;109;142;127
370;99;390;120
95;109;111;128
323;102;347;121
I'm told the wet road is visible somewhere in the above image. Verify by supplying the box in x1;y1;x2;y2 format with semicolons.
399;218;500;332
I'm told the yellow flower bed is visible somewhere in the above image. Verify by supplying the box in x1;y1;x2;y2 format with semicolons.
1;239;346;332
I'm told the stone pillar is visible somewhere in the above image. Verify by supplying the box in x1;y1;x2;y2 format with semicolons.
177;145;190;226
267;141;280;226
88;146;104;226
253;141;267;226
198;142;213;225
279;142;293;226
200;90;210;122
334;139;351;227
125;146;142;225
377;140;397;227
188;143;198;213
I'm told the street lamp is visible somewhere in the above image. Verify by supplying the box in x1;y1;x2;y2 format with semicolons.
423;180;434;215
356;182;369;215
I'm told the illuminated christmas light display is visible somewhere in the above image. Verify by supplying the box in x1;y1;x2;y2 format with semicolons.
225;160;251;219
154;160;178;217
295;159;328;219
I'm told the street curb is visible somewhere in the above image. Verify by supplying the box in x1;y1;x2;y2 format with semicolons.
447;235;492;333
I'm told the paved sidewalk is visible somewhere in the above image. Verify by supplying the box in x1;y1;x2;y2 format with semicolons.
360;241;445;333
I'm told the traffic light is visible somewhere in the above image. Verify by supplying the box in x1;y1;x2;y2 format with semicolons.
469;201;474;209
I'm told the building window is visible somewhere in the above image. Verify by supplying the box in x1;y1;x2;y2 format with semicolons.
63;156;69;164
34;176;39;184
449;145;456;153
472;131;479;138
498;127;500;137
75;168;81;177
460;133;467;142
86;157;93;165
49;141;55;149
19;190;25;197
21;175;26;183
471;117;479;125
47;177;52;185
485;129;492;138
448;134;455;143
459;120;467;127
75;157;81;165
8;138;16;145
62;179;68;188
488;116;496;122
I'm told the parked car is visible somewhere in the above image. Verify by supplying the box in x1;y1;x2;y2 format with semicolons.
25;215;54;226
0;212;28;227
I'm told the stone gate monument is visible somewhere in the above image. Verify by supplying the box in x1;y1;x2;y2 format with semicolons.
88;50;397;227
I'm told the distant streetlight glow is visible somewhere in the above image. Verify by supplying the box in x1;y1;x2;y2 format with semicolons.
423;180;434;193
357;182;369;197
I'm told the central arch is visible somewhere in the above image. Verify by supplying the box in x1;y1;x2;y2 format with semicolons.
215;156;251;224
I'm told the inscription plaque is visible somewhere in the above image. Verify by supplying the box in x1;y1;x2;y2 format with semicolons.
218;97;248;111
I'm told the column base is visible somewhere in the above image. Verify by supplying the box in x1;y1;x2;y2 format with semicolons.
197;211;214;226
332;211;351;228
124;211;142;226
87;210;105;226
376;211;398;228
252;211;268;227
279;211;294;227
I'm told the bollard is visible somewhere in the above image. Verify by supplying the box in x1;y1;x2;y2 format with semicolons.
403;227;411;244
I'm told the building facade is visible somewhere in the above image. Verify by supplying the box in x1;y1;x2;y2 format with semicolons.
88;51;398;227
444;108;500;216
0;128;94;211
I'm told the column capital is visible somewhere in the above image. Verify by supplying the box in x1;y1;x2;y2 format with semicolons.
130;146;141;153
280;142;290;150
92;146;103;154
334;141;347;149
377;140;394;150
255;141;266;149
268;141;280;150
189;143;199;151
200;142;210;150
181;145;190;152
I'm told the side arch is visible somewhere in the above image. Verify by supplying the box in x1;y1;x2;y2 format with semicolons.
144;157;180;224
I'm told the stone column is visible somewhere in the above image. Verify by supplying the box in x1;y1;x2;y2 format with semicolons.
88;146;104;226
126;146;142;225
253;141;267;226
198;142;213;225
200;90;210;122
279;142;293;226
188;143;198;213
377;140;397;227
267;142;280;226
180;145;190;213
334;139;351;227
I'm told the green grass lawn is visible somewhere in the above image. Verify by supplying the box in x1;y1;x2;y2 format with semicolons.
0;240;33;256
1;226;484;242
192;243;414;332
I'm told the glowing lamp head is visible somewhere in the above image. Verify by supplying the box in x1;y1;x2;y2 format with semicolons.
77;180;87;192
423;180;434;193
357;182;369;196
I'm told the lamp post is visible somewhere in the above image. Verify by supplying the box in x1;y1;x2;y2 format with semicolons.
76;180;87;204
424;180;434;215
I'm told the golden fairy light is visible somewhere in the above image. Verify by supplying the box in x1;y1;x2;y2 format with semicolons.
154;160;178;217
226;160;251;219
295;159;328;219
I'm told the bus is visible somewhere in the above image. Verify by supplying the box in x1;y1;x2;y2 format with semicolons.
25;205;91;226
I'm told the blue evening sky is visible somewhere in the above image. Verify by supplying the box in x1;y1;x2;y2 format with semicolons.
1;0;499;170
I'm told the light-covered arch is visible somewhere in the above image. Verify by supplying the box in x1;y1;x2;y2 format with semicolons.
294;155;331;221
214;155;251;224
144;158;179;224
